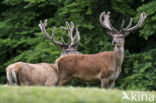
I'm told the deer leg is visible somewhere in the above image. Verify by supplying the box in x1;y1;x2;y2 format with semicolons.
108;80;115;89
100;78;109;88
57;79;71;86
57;77;71;87
100;69;110;88
45;78;58;86
44;81;54;86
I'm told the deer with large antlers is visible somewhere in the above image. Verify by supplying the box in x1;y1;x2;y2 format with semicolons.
6;21;81;86
56;12;146;88
40;20;81;56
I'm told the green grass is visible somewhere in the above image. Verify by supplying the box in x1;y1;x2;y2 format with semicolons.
0;86;155;103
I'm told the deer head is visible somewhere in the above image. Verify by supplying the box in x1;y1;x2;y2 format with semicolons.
99;11;146;47
39;20;81;56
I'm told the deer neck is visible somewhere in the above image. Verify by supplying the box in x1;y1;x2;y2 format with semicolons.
113;45;124;70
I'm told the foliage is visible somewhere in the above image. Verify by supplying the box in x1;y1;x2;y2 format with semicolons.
0;0;156;90
116;49;156;90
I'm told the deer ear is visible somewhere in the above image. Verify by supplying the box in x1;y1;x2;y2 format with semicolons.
123;31;130;38
58;45;68;50
72;45;78;49
106;31;114;37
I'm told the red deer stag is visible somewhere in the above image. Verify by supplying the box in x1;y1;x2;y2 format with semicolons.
6;20;81;86
56;12;146;88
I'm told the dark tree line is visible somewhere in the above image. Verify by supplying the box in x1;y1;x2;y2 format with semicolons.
0;0;155;90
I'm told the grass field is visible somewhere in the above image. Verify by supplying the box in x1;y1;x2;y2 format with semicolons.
0;86;155;103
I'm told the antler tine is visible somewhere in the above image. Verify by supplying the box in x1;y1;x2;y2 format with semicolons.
68;22;75;46
39;20;52;41
66;22;80;47
60;26;68;30
71;27;80;46
63;21;74;47
99;11;118;34
61;37;66;44
60;21;74;46
126;12;146;32
60;25;69;45
60;21;71;31
70;22;74;34
60;21;80;47
120;19;125;31
44;19;47;27
99;12;112;30
124;18;133;30
50;27;65;45
67;21;74;37
39;19;64;46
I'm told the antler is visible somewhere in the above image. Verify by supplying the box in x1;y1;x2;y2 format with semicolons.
39;19;66;46
99;11;146;37
122;12;146;33
39;20;80;47
99;11;118;34
60;21;80;47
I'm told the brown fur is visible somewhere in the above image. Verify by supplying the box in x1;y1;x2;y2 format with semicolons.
56;39;124;88
6;62;58;86
6;21;81;86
